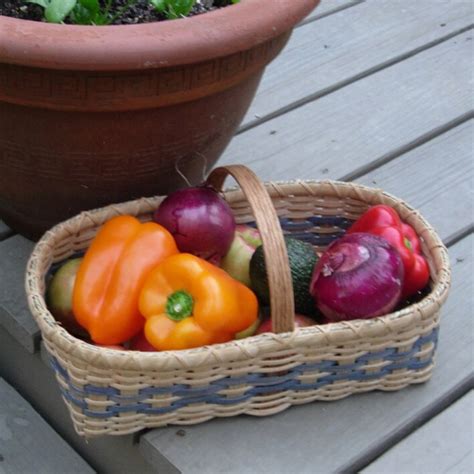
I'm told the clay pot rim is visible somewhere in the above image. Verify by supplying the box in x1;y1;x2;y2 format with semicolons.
0;0;320;71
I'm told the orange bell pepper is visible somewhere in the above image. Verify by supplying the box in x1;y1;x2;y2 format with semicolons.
139;253;259;351
72;215;178;345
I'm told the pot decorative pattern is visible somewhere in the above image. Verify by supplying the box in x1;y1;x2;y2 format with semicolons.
0;37;284;110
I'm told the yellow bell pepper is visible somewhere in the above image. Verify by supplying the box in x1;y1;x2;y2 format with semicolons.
139;253;258;351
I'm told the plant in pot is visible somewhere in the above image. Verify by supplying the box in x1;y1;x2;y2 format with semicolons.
0;0;320;239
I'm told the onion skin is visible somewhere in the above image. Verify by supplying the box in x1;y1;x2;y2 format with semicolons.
154;186;236;264
310;233;404;321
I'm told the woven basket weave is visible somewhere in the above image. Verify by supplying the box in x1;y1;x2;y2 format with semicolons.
26;165;451;437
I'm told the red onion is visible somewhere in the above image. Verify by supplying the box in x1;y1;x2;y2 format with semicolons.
310;233;403;321
154;186;236;264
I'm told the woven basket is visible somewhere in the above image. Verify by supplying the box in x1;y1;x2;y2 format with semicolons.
26;165;451;437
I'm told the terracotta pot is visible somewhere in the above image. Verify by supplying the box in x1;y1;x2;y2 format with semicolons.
0;0;320;239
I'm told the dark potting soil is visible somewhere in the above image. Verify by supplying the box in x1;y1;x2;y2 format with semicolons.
0;1;236;25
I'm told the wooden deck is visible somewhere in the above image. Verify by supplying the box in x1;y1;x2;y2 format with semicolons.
0;0;473;472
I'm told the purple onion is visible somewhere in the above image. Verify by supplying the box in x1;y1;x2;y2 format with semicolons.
310;233;404;321
154;186;236;264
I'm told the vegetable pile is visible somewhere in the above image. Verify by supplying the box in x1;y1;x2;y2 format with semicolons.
47;180;431;352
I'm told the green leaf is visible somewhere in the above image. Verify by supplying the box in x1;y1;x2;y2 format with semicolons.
150;0;195;18
69;4;93;25
45;0;77;23
150;0;167;13
70;0;102;24
173;0;195;16
92;13;111;26
26;0;50;8
78;0;100;15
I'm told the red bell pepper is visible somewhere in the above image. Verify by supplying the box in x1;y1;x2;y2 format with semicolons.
348;205;429;298
400;223;430;298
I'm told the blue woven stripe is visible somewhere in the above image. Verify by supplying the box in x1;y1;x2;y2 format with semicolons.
59;385;89;410
50;328;438;418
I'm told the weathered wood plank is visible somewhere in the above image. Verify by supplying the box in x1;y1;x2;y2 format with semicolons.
302;0;364;24
242;0;473;127
363;391;474;474
221;32;473;182
356;120;474;242
140;234;473;474
0;236;38;353
0;377;94;474
0;328;163;474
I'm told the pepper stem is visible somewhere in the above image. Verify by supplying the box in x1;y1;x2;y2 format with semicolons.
166;290;193;321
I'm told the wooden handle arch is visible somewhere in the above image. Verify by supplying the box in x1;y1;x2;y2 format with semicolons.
206;165;295;333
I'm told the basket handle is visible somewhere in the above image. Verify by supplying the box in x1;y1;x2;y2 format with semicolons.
206;165;295;333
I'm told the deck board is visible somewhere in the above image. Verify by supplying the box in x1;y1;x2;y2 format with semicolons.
0;236;38;353
221;32;473;182
140;235;473;474
362;391;474;474
0;377;94;474
242;0;474;128
302;0;364;24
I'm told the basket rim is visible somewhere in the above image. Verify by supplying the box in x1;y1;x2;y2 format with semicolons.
25;178;451;371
